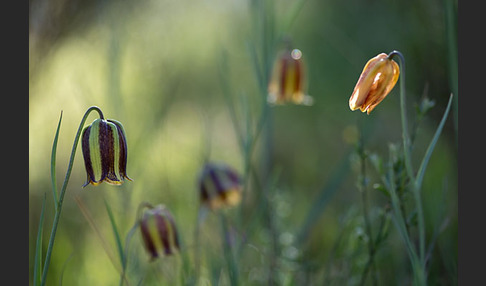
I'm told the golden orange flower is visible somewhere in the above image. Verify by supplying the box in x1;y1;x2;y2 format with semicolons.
349;53;400;114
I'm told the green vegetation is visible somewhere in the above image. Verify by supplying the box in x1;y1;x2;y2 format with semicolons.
29;0;457;285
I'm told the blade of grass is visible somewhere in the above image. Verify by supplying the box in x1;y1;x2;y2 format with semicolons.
58;252;73;286
51;111;63;211
33;193;47;286
444;0;458;143
218;49;244;153
246;41;266;98
104;198;131;286
415;93;453;191
105;199;125;269
282;0;308;34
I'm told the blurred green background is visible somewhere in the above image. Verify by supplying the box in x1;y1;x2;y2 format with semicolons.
29;0;457;285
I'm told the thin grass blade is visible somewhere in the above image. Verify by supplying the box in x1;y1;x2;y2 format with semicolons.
415;94;453;190
282;0;308;34
104;199;131;286
58;253;73;286
104;199;125;268
51;111;63;211
33;194;47;286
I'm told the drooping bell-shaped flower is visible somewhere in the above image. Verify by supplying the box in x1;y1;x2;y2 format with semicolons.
349;53;400;114
268;47;313;106
140;204;180;260
198;162;243;210
81;118;131;187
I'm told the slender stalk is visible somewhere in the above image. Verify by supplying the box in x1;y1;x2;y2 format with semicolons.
193;207;206;285
388;51;427;284
360;210;389;286
387;51;415;183
357;136;377;286
41;106;104;286
388;152;425;286
220;212;239;286
33;194;47;286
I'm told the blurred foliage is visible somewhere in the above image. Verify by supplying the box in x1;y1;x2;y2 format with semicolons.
29;0;457;285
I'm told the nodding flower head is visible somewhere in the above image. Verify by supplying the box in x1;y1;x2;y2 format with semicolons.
139;204;180;260
81;118;131;187
198;162;243;210
349;52;400;114
268;47;313;106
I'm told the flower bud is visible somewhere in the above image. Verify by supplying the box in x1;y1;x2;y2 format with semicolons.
81;118;131;187
349;53;400;114
140;204;180;260
198;162;242;210
268;48;313;105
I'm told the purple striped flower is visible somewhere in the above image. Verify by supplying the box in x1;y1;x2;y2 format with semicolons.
140;204;180;260
198;162;243;210
81;118;131;187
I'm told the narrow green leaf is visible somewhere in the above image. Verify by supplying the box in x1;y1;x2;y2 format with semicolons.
51;111;63;210
246;42;265;94
104;199;125;269
58;253;73;286
282;0;308;34
415;94;454;190
388;159;417;263
33;194;47;286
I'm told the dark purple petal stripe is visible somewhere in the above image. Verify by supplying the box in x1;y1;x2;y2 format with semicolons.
140;215;158;259
155;213;172;255
81;126;95;187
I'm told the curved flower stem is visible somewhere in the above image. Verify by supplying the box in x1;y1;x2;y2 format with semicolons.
388;51;426;283
41;106;104;286
387;51;415;182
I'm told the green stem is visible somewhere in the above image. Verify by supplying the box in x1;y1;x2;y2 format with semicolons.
387;51;415;182
357;139;377;286
41;106;104;286
388;51;427;282
194;207;205;286
220;212;239;286
388;154;425;286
